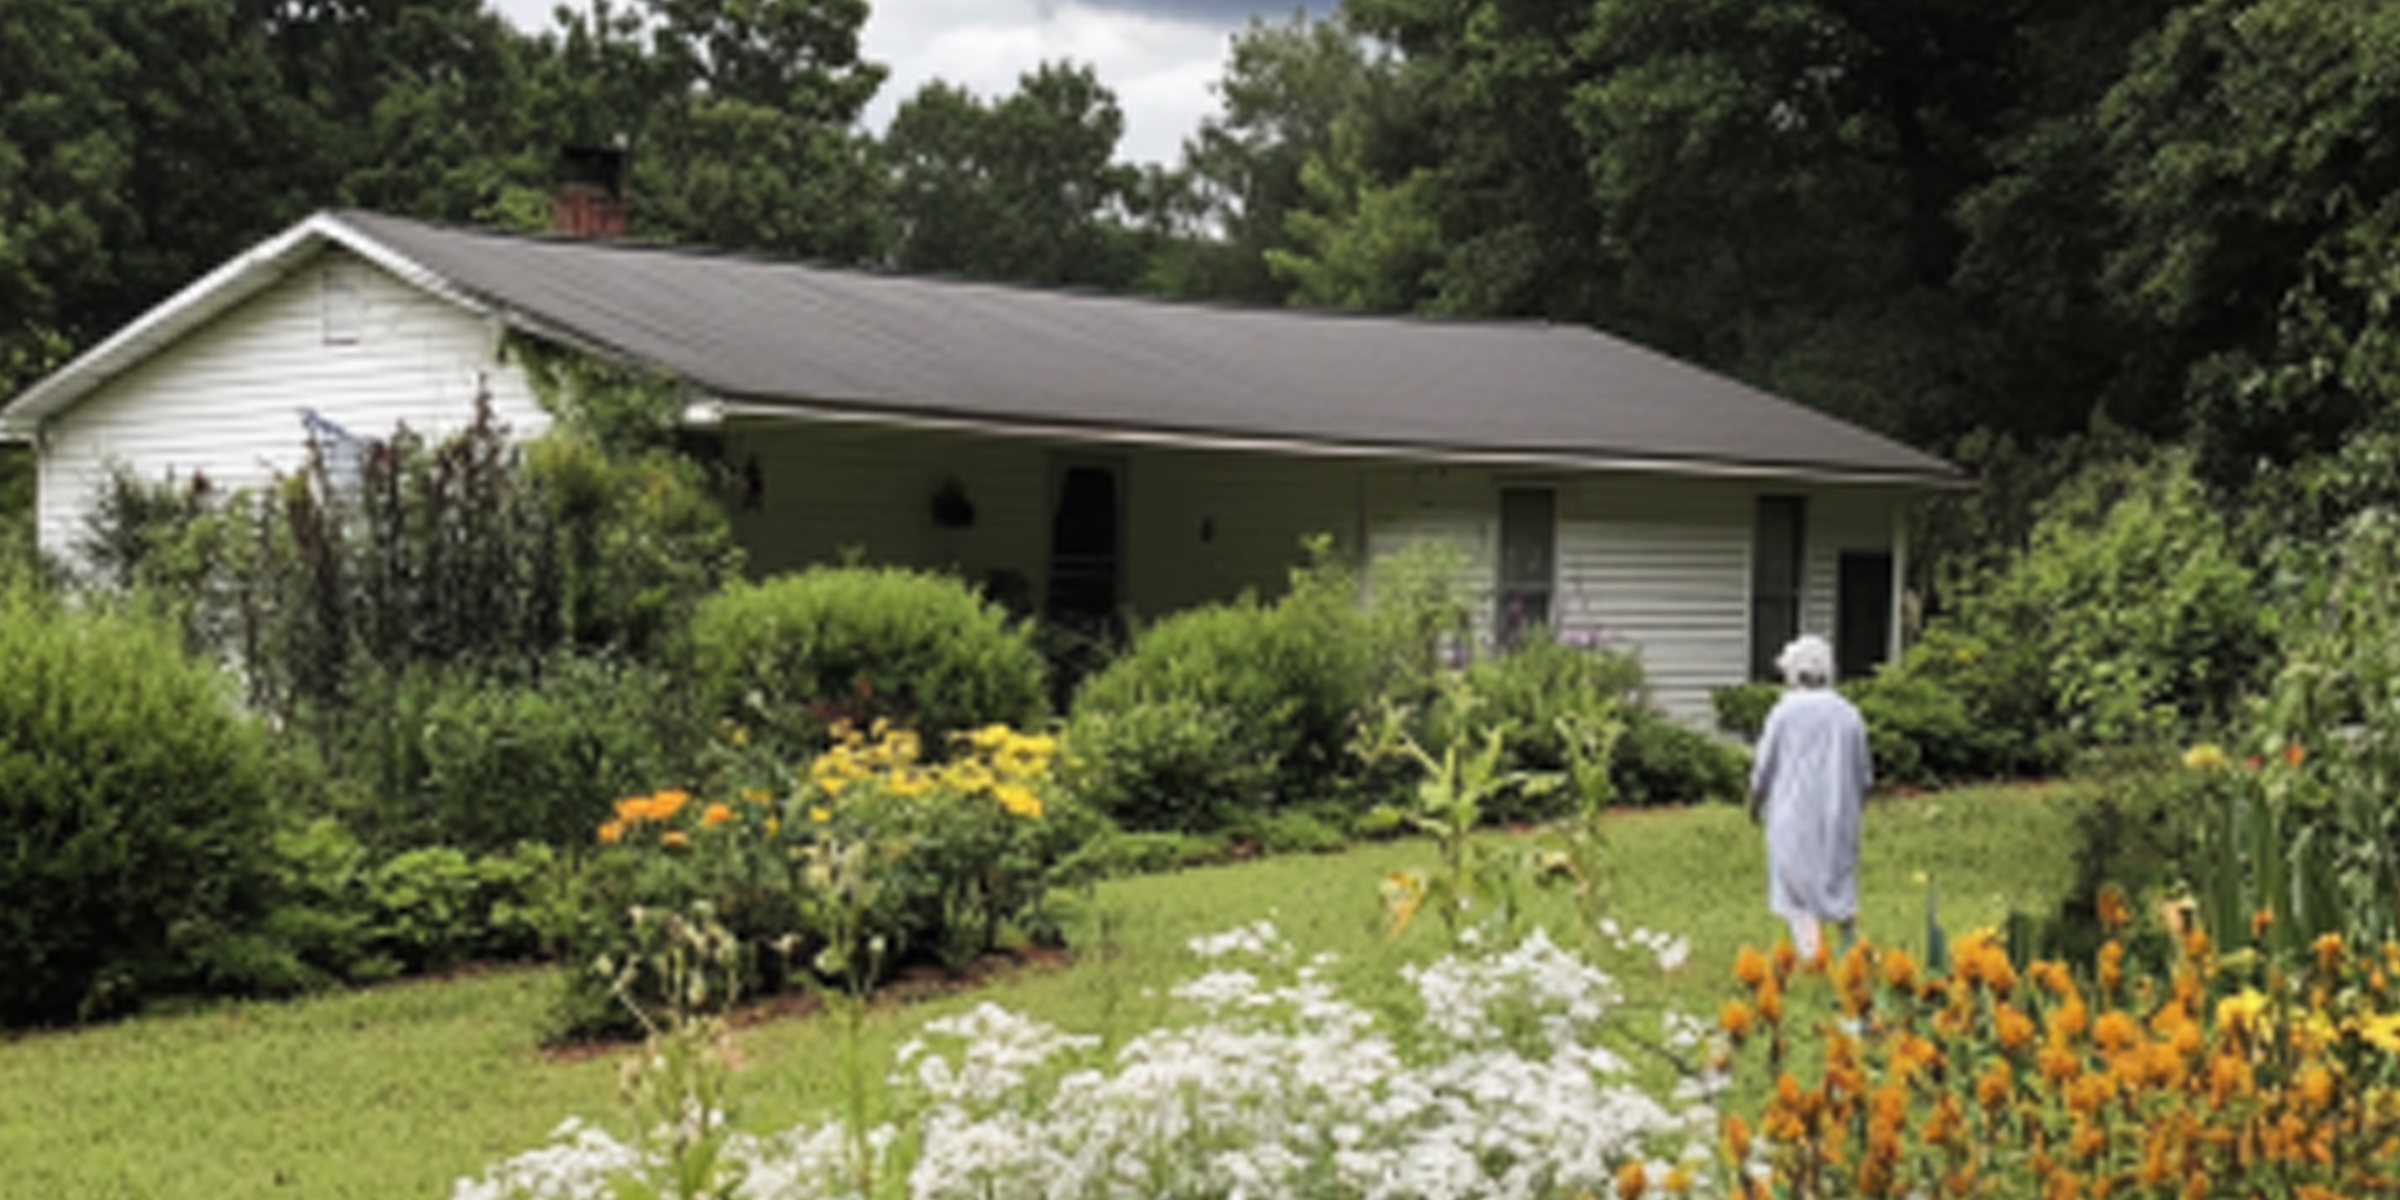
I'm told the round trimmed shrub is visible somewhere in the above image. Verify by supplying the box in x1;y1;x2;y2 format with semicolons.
685;567;1047;755
1069;580;1372;828
0;591;282;1024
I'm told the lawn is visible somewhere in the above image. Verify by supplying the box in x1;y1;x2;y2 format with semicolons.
0;783;2090;1200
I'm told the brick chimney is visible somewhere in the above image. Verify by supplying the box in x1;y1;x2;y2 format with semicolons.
551;144;629;238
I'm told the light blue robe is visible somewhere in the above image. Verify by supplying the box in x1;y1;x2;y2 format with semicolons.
1750;688;1871;922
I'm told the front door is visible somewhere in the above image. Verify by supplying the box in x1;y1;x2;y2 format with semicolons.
1046;461;1122;631
1836;550;1894;682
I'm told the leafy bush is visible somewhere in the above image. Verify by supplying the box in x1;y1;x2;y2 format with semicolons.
1612;710;1745;806
1068;558;1371;824
257;818;568;987
1433;634;1641;821
685;567;1048;758
1880;451;2267;779
1710;681;1781;741
1061;698;1273;832
0;590;284;1024
335;656;688;852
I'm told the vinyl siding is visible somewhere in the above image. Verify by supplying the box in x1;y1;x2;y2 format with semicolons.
35;246;544;564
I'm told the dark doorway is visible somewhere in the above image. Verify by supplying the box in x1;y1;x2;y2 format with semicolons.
1046;463;1121;629
1836;550;1894;682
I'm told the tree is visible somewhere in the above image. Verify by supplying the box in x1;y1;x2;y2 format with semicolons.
883;62;1145;288
1151;15;1392;304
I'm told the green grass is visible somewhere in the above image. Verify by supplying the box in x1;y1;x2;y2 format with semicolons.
0;783;2093;1199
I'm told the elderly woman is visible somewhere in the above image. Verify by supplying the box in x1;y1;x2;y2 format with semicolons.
1749;634;1872;962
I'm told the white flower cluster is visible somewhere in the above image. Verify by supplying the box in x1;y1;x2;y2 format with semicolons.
453;926;1724;1200
1594;918;1694;975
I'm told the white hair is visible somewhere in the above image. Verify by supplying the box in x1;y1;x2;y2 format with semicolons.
1776;635;1835;688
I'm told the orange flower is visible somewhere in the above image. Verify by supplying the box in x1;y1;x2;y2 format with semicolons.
652;788;690;820
1757;974;1784;1023
2252;907;2275;941
2316;932;2345;974
2098;940;2125;996
1723;1113;1754;1160
1995;1002;2037;1051
597;819;625;844
2095;884;2131;931
1719;1000;1755;1040
2285;741;2307;768
700;802;736;827
1615;1159;1648;1200
1773;940;1798;980
1880;947;1918;992
1734;946;1771;988
1977;1059;2014;1110
2295;1065;2335;1111
2093;1010;2141;1054
661;830;690;849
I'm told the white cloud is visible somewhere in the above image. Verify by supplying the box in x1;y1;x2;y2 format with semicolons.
490;0;1260;167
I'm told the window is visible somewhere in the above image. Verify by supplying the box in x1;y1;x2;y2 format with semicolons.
320;262;364;345
1750;495;1806;680
1497;487;1555;646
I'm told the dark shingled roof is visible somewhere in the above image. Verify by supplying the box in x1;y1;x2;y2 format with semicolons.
334;211;1960;485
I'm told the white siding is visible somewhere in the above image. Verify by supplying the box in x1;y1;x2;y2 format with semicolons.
35;246;545;563
1363;467;1758;726
1557;477;1752;724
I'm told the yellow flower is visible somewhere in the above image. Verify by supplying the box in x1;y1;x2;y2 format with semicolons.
2182;743;2229;770
993;784;1044;819
2352;1012;2400;1053
739;787;771;805
597;819;625;844
808;806;831;824
2216;988;2269;1034
661;830;689;848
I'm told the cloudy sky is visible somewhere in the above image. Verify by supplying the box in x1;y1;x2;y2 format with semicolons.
491;1;1313;166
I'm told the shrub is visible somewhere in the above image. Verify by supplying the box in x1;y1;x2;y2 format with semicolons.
1612;710;1745;806
1069;558;1371;824
1060;698;1273;832
685;568;1047;758
1431;633;1641;821
1710;681;1781;741
256;818;569;987
0;589;283;1024
335;656;688;852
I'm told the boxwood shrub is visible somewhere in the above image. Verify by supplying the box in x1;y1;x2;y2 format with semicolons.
0;590;283;1024
685;567;1048;756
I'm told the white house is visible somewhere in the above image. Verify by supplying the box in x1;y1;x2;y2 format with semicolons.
0;211;1962;723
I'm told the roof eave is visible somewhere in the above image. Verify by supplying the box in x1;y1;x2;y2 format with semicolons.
703;395;1969;491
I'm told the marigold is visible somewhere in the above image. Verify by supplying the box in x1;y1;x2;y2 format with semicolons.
2095;884;2132;929
1615;1159;1647;1200
2181;743;2229;771
1880;946;1918;992
1995;1002;2037;1051
1734;946;1771;988
2316;932;2345;974
2098;940;2125;996
1977;1059;2013;1110
1661;1165;1692;1196
1756;974;1784;1023
2093;1009;2140;1054
1719;1000;1755;1040
700;802;735;827
1722;1113;1753;1160
661;830;689;849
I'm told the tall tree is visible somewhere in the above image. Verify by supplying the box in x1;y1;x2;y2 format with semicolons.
1151;15;1392;304
883;62;1146;288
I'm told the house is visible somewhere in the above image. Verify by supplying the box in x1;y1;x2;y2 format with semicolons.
0;211;1962;723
